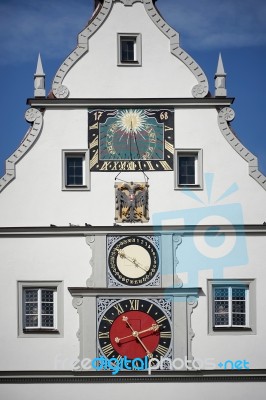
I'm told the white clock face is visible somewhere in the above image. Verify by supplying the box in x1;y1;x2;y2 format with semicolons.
108;236;159;286
116;244;151;279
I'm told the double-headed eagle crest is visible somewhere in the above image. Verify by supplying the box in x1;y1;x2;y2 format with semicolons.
115;182;149;223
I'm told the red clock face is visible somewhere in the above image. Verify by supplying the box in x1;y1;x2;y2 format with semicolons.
98;298;172;361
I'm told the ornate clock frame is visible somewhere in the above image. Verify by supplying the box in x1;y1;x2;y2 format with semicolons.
88;108;174;172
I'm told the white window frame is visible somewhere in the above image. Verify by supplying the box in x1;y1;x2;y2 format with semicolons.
174;149;203;190
23;288;57;330
18;281;64;338
117;33;142;66
208;279;256;335
62;149;90;191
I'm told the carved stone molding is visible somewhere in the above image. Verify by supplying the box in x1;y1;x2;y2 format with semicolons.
0;108;43;193
85;235;96;287
218;107;266;190
52;0;209;98
173;234;183;287
52;0;113;97
187;295;198;368
143;0;209;97
119;0;143;5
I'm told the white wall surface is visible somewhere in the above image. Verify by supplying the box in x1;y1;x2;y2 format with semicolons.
63;2;198;98
0;107;265;226
1;381;266;400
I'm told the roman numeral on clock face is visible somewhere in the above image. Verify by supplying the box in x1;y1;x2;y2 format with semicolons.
155;344;168;357
114;303;124;315
156;315;167;324
160;331;171;338
102;343;114;357
102;315;114;325
129;299;139;310
98;331;110;339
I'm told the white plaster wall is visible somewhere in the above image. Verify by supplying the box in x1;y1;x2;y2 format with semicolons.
192;235;266;369
63;2;198;98
0;236;90;370
0;107;265;226
0;233;265;371
1;382;266;400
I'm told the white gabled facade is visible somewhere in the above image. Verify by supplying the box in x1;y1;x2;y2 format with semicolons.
0;1;266;399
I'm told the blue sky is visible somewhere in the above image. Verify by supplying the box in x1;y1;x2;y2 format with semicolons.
0;0;266;176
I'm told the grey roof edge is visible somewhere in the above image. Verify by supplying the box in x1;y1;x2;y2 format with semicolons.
143;0;209;98
218;107;266;191
27;98;234;107
0;369;266;383
0;109;43;193
51;0;209;99
0;225;266;236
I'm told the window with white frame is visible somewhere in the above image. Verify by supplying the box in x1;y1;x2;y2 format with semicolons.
208;280;256;335
18;281;63;337
62;150;90;190
118;34;142;66
174;149;203;189
213;286;248;327
24;288;57;330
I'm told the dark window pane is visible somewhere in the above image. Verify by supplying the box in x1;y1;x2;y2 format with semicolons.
25;289;38;302
66;157;83;185
25;315;38;327
42;303;54;315
121;39;135;62
25;303;38;314
232;288;246;300
214;288;229;300
41;290;54;302
179;156;195;184
232;313;246;326
232;301;245;313
214;313;229;326
42;315;54;327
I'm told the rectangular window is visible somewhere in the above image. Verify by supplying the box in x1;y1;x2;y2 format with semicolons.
18;281;63;337
213;286;248;327
174;149;203;189
24;288;56;329
66;156;83;186
62;150;90;191
208;280;256;335
118;34;142;66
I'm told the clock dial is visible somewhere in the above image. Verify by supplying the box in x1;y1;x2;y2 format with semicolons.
97;298;172;361
108;236;159;286
88;108;174;171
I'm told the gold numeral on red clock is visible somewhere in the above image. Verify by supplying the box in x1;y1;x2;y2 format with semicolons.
129;299;139;310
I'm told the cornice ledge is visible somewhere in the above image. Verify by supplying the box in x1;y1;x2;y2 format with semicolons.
218;107;266;191
52;0;113;98
0;108;43;193
143;0;209;98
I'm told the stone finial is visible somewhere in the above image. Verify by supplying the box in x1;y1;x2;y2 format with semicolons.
215;53;227;97
34;53;46;98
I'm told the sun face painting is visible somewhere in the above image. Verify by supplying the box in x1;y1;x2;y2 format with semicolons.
88;108;174;171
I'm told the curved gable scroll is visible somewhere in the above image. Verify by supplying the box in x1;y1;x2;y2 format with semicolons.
218;107;266;190
52;0;209;99
0;109;43;193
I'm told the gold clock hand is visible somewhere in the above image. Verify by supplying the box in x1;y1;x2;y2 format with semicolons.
115;324;160;344
122;316;153;359
138;324;161;335
116;249;150;272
